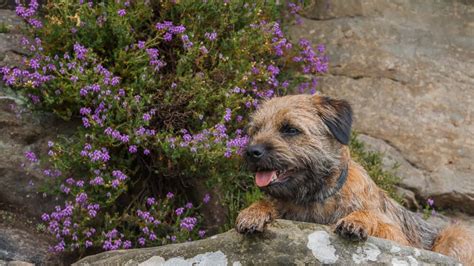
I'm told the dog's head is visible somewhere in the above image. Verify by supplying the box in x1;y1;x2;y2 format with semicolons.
245;94;353;204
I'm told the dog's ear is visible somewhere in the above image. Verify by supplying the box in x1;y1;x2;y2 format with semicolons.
313;96;353;145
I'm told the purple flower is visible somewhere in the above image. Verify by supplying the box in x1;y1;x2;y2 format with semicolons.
163;32;173;42
166;192;174;199
199;46;208;54
128;145;137;153
82;117;91;128
80;107;91;115
146;197;155;206
25;151;38;163
185;202;193;209
41;213;50;221
223;108;232;122
112;170;128;181
73;43;88;60
123;240;132;249
143;149;150;155
180;217;197;231
85;240;93;248
111;76;120;86
205;31;217;41
203;193;211;204
29;58;40;69
61;185;71;194
75;192;88;204
117;9;126;16
181;34;193;49
90;176;104;186
149;233;157;241
198;230;206;238
267;64;280;76
120;134;130;143
137;41;145;49
138;237;145;246
170;25;186;34
143;113;151;121
88;148;110;162
427;198;434;207
111;179;120;188
175;207;185;216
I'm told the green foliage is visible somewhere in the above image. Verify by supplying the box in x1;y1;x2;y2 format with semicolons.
349;133;401;202
0;22;10;33
3;0;329;254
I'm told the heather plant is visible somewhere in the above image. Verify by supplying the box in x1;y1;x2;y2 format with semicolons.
423;198;437;220
1;0;328;254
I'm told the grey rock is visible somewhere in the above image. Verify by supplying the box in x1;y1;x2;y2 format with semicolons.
0;261;34;266
291;0;474;213
73;219;460;265
0;95;76;217
0;226;48;264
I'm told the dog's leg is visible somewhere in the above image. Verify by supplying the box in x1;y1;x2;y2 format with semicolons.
235;200;278;234
432;224;474;265
335;210;410;245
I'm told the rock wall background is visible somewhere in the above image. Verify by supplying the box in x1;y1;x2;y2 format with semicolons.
0;9;68;265
0;0;473;264
290;0;474;214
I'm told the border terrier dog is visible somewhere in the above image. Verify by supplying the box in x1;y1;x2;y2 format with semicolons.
235;94;474;264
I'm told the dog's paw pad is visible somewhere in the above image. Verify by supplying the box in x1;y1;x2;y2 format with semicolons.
335;219;368;241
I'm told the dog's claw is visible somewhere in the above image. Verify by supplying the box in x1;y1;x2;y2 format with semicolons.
235;207;272;234
335;219;368;242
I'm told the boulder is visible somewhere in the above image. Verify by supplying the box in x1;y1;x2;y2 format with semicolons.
0;9;77;216
73;220;457;265
0;227;49;265
0;95;77;217
290;0;474;213
74;219;459;265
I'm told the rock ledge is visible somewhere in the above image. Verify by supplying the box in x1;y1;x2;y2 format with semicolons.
74;219;459;265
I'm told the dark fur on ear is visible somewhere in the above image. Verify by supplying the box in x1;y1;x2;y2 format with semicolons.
316;96;353;145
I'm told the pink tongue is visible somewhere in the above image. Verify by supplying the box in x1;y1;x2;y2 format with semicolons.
255;171;277;187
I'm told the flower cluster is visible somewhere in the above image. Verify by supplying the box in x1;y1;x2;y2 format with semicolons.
3;0;327;254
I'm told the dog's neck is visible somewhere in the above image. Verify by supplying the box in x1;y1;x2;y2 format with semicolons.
318;163;349;202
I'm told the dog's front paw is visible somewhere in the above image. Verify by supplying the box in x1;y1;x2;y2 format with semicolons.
335;218;369;241
235;206;273;234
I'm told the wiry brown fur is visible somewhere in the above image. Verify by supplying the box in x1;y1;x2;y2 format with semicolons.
235;94;474;265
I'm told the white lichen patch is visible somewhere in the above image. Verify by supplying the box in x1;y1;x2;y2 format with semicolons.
390;245;401;253
139;256;166;266
352;243;381;264
232;261;242;266
413;249;421;257
138;251;227;266
306;230;339;264
391;256;419;266
391;258;409;266
407;256;419;265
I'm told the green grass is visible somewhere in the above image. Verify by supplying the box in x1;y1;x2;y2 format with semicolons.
0;23;10;34
349;133;402;202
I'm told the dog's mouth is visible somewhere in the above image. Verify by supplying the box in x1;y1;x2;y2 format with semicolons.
255;168;295;187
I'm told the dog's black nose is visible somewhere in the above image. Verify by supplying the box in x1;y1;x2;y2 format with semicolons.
246;144;266;160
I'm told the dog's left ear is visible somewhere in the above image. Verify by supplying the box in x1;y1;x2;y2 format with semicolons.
313;96;353;145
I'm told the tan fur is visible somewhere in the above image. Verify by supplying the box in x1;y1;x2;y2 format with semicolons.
235;94;474;265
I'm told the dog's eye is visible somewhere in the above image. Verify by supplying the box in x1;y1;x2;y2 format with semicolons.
281;125;300;136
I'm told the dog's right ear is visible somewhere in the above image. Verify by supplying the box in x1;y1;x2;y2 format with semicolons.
313;95;353;145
